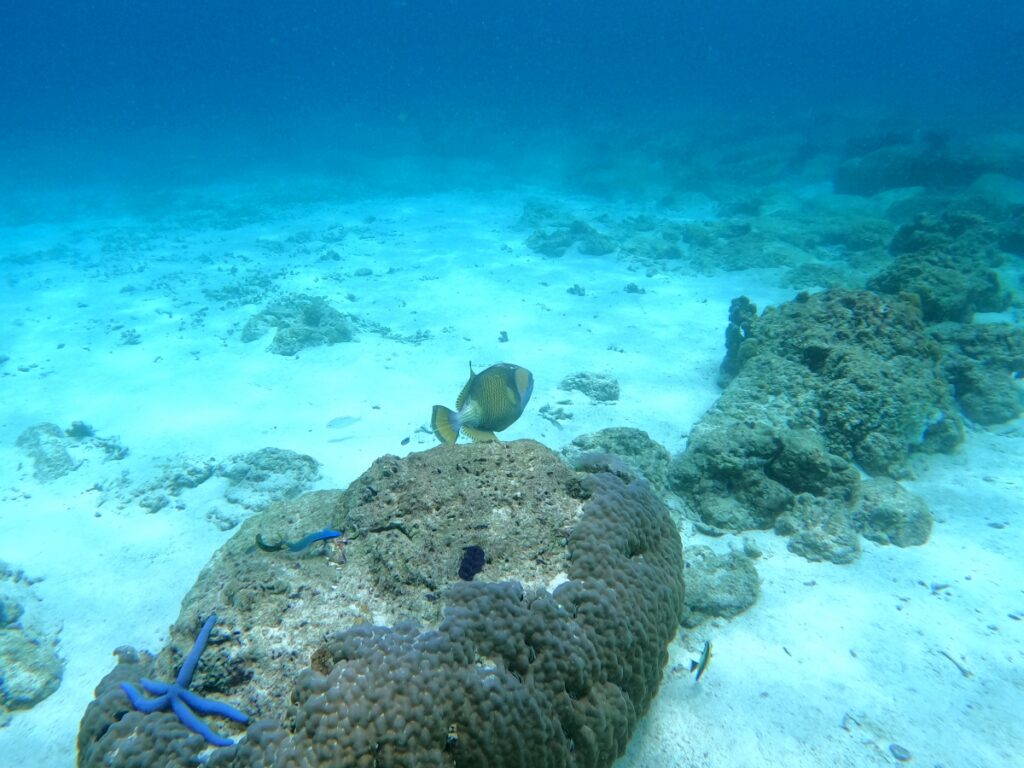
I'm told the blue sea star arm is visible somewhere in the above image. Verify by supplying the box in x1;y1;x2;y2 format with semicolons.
171;695;237;748
118;614;249;747
140;678;171;695
177;614;216;687
178;688;250;722
119;682;169;713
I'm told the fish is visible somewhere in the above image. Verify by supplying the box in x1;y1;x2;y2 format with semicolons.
690;641;712;683
326;416;361;429
256;528;342;553
431;362;534;443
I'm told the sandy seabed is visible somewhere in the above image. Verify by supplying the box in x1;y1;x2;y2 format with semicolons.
1;179;1021;768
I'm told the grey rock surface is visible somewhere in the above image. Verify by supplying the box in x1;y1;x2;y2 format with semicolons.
559;372;621;403
15;423;80;482
681;546;760;628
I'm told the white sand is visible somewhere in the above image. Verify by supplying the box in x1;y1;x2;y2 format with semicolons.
0;181;1020;767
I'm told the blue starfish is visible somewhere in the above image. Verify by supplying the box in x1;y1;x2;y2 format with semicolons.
120;613;249;747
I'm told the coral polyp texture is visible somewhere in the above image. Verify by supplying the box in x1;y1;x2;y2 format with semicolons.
77;440;685;767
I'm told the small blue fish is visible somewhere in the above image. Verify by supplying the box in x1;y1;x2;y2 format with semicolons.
432;362;534;443
256;528;342;553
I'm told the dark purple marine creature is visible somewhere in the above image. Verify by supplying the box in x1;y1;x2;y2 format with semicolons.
458;545;486;580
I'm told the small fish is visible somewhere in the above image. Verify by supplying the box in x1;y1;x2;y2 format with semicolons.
256;528;342;553
327;416;361;430
458;545;486;580
690;641;712;683
431;362;534;443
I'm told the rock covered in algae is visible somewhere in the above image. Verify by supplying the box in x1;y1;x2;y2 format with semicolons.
853;477;933;548
77;440;685;768
241;293;353;355
558;372;621;403
681;546;760;628
930;321;1024;425
867;210;1010;323
15;423;81;482
0;562;63;727
670;289;948;561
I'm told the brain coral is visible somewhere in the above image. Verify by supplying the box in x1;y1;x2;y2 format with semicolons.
77;440;684;768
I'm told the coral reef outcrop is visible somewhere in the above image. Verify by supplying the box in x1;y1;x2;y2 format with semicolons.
77;440;684;768
670;289;952;561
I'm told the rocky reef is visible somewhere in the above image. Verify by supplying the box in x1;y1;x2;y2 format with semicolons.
0;562;63;727
670;289;960;563
867;210;1011;323
241;294;354;356
77;440;685;767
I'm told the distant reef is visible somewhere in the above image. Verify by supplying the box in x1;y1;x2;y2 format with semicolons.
12;423;320;529
832;129;1024;196
241;293;354;356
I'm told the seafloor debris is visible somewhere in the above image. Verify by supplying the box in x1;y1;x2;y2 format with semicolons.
241;293;353;355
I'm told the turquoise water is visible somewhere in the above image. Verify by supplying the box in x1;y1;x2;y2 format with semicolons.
1;3;1022;767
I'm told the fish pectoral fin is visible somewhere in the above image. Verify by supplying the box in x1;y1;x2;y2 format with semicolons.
431;405;461;444
462;426;498;442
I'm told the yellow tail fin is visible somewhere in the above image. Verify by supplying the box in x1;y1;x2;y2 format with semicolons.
431;405;461;443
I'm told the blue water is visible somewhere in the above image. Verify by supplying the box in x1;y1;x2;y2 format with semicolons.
2;1;1022;188
2;4;1024;767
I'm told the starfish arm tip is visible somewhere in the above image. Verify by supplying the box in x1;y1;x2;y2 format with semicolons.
172;695;237;747
176;615;218;688
120;682;170;714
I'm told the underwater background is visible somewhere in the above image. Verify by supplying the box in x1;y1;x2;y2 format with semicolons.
3;1;1023;193
1;2;1022;766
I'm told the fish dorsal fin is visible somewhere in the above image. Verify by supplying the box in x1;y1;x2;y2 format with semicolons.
455;363;476;411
